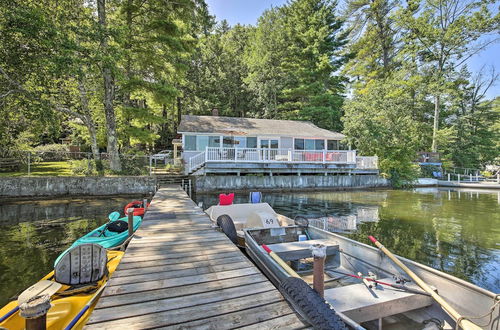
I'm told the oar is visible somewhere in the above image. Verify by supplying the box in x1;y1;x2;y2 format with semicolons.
63;282;108;330
368;236;481;330
261;244;300;278
327;269;430;296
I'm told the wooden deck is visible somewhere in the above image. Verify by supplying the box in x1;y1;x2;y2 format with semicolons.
85;185;307;329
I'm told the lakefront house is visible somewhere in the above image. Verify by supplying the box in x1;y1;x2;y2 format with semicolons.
177;114;378;175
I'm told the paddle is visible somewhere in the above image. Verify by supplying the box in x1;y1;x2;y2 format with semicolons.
98;212;121;237
368;235;481;330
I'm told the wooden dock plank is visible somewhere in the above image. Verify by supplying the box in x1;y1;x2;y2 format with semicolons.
123;241;231;255
163;302;300;330
88;282;276;324
104;263;260;295
116;251;243;270
96;274;268;309
112;256;247;277
126;235;227;247
86;185;306;329
109;261;252;286
87;290;285;328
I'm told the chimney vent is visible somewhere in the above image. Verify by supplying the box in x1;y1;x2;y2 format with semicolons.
212;108;219;116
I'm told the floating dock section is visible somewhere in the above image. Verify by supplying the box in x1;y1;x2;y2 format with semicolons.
86;185;307;329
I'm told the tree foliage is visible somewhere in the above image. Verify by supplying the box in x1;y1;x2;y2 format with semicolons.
0;0;498;179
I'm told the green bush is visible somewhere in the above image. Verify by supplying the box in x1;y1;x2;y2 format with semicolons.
70;159;98;176
33;144;70;161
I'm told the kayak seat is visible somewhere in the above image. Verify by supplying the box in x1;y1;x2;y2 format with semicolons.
54;244;108;285
323;278;433;323
266;239;339;261
107;220;128;233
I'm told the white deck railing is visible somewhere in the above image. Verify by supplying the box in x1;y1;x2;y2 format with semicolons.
356;156;378;169
187;151;206;173
205;147;358;164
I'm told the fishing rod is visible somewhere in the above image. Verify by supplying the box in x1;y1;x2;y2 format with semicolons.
368;235;481;330
326;269;430;296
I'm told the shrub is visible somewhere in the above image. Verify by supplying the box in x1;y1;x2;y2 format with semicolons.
33;144;70;161
70;159;98;176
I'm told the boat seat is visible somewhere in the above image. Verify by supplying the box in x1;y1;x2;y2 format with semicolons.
323;278;434;323
54;243;108;285
266;239;339;261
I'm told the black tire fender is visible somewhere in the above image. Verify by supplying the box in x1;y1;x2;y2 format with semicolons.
280;277;347;330
216;214;238;244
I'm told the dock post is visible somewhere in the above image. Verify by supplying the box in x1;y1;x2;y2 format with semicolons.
143;198;148;212
19;294;51;330
458;174;460;183
497;173;499;184
310;244;327;298
448;173;450;181
127;208;134;237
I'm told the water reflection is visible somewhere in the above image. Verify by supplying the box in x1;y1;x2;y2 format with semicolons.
0;196;143;306
196;188;500;292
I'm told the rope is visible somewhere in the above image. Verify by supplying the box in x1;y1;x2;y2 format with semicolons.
454;294;500;330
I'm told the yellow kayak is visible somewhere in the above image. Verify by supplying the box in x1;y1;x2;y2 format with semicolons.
0;250;124;330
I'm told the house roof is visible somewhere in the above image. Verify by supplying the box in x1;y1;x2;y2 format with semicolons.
178;115;345;139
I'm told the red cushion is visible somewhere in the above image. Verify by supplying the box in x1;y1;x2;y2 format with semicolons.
219;193;234;206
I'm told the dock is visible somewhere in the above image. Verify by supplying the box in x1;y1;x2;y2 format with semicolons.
86;185;307;329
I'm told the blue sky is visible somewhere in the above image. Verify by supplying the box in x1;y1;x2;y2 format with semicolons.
205;0;499;99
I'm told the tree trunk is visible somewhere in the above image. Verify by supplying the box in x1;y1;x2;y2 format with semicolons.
431;94;440;152
97;0;121;171
176;97;182;126
87;121;100;161
77;80;100;161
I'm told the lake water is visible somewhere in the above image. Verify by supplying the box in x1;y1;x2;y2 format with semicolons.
0;196;143;306
195;188;500;292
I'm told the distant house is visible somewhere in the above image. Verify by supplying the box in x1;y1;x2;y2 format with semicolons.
177;115;377;175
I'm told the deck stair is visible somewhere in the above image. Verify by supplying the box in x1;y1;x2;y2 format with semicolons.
155;175;192;187
323;277;433;323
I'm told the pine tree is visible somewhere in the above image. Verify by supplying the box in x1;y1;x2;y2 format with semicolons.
278;0;348;131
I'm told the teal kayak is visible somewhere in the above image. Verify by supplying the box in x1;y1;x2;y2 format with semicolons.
54;212;142;266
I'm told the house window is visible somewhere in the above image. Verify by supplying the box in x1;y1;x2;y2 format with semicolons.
233;137;246;148
260;139;279;149
294;139;304;150
223;136;234;147
208;136;220;148
296;138;325;150
315;140;325;150
196;136;208;151
185;135;197;151
305;139;315;150
246;137;257;148
327;140;339;150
